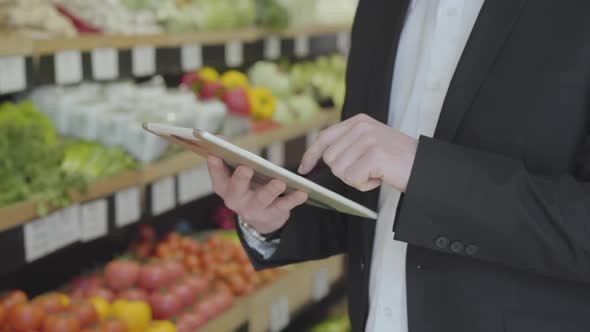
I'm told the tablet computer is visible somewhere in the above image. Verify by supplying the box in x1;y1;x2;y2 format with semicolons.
143;123;378;220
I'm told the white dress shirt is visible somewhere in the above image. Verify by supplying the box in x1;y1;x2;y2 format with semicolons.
241;0;484;331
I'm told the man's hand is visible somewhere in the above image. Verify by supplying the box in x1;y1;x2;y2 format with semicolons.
207;155;308;234
298;114;418;192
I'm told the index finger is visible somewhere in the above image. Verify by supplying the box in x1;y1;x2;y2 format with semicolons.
298;115;368;174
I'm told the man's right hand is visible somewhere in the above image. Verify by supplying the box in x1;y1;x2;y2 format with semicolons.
206;155;309;235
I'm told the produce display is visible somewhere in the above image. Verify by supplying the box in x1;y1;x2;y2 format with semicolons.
0;0;77;37
31;79;227;164
0;101;136;212
310;314;351;332
0;0;356;37
0;226;283;332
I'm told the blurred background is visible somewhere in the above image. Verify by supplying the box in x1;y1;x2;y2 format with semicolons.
0;0;357;331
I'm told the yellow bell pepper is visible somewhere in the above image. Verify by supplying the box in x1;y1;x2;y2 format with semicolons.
89;297;111;321
110;299;152;332
248;87;276;120
197;67;220;83
220;70;250;89
146;320;178;332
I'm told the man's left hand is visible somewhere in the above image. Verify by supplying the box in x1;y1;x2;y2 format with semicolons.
298;114;418;192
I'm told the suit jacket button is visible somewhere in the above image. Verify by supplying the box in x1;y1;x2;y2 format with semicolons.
450;241;464;253
360;262;365;272
465;244;479;256
435;236;450;249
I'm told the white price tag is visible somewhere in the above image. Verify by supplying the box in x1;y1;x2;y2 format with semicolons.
53;205;81;250
151;177;176;215
268;142;285;167
294;35;310;58
115;187;141;227
80;199;108;242
24;217;53;262
270;295;290;332
55;50;82;84
181;44;203;71
0;56;26;93
264;36;281;60
312;268;330;301
91;48;119;80
132;45;156;76
337;32;351;55
225;40;243;67
306;128;320;149
178;166;212;205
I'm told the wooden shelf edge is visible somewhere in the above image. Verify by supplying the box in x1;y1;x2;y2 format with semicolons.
201;255;345;332
1;24;351;56
0;111;340;233
0;33;33;56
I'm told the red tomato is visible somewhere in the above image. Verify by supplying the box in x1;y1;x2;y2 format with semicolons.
70;288;86;301
138;264;170;291
80;324;103;332
164;232;181;243
43;312;81;332
105;260;140;291
7;303;45;332
183;255;200;270
213;280;231;296
200;254;214;271
71;275;104;291
70;300;98;327
179;238;198;251
206;236;222;249
176;312;204;332
100;318;127;332
156;243;172;259
162;260;186;282
86;287;115;303
148;290;183;320
171;282;198;307
133;242;153;260
0;304;5;326
1;290;28;311
195;298;218;320
32;293;69;314
235;249;250;264
138;224;156;241
228;274;247;296
116;288;148;302
212;291;234;311
184;276;208;296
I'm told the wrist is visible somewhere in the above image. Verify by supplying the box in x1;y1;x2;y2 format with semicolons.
238;217;283;242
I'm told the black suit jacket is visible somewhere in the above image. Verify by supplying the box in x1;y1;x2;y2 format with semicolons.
237;0;590;331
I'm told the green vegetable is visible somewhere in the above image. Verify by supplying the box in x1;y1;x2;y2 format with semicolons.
62;140;137;180
256;0;290;31
0;101;85;212
310;314;351;332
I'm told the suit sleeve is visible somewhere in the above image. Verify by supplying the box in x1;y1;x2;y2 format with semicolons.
236;0;378;270
394;135;590;283
237;168;348;270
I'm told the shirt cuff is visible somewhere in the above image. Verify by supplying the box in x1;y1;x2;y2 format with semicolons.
238;217;280;259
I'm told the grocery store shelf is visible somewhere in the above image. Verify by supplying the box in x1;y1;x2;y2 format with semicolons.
33;28;262;56
0;170;141;233
200;298;248;332
0;110;340;233
277;23;352;39
1;24;351;57
0;32;33;56
198;255;345;332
